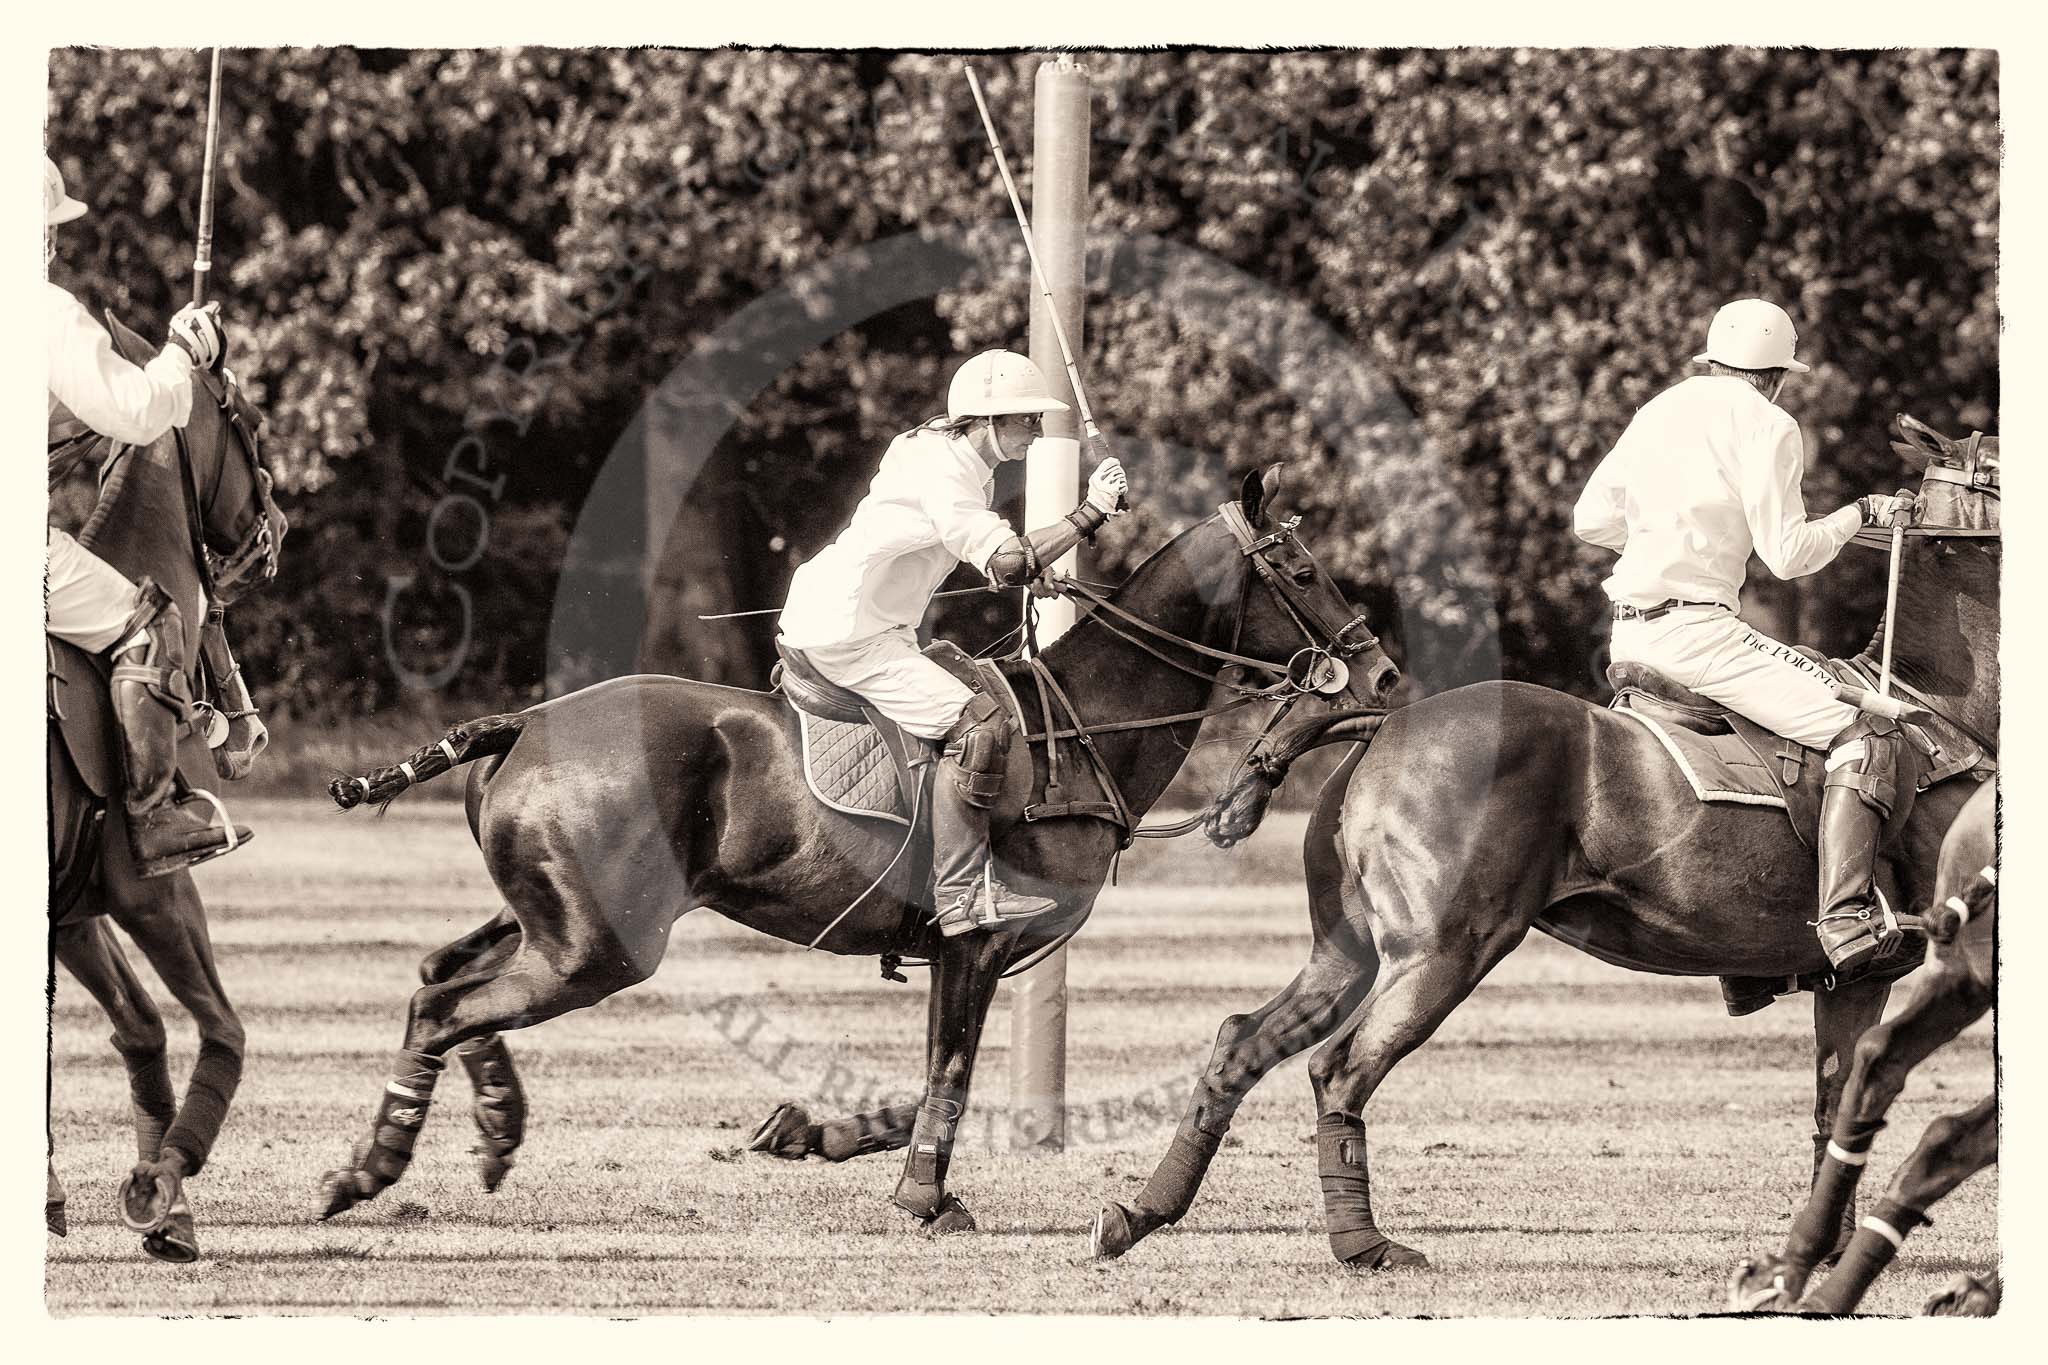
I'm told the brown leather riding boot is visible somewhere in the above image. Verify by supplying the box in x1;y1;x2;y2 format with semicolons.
1811;721;1918;984
111;586;250;878
930;771;1057;937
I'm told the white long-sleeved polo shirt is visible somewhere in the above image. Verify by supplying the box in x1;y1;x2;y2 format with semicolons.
47;280;194;446
778;424;1017;650
1573;375;1862;612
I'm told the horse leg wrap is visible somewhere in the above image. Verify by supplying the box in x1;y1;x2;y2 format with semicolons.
1137;1111;1227;1224
360;1049;445;1186
892;1096;963;1219
1786;1128;1879;1268
819;1106;914;1162
160;1039;243;1177
1317;1115;1392;1265
455;1035;525;1152
1803;1198;1929;1313
115;1042;178;1162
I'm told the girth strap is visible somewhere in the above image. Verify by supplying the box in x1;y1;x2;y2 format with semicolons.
1022;655;1133;839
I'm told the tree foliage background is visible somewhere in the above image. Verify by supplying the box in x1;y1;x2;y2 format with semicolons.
47;48;1998;721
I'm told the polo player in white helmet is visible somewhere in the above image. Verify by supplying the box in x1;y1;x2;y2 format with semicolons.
45;153;249;875
779;349;1128;937
1574;299;1919;990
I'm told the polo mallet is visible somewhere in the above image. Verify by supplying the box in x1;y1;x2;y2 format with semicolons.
192;47;224;308
1877;488;1915;697
1834;490;1930;724
962;61;1124;511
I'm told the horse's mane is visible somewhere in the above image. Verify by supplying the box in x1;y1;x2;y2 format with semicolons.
76;438;135;553
999;504;1233;683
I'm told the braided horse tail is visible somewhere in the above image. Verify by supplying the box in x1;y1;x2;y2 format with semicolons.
328;713;528;811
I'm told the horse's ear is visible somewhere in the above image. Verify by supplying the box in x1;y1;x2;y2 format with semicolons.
1240;463;1285;526
1892;414;1953;465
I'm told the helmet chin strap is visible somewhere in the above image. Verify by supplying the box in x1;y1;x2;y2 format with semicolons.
985;416;1016;463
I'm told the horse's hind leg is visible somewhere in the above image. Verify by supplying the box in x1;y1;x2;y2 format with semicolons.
749;1100;919;1162
319;851;673;1220
1092;945;1375;1260
1769;965;1990;1296
100;872;247;1263
1800;1091;1997;1314
1096;750;1378;1261
1306;915;1528;1269
420;910;527;1192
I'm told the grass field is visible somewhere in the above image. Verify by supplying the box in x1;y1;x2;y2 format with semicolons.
46;797;1996;1317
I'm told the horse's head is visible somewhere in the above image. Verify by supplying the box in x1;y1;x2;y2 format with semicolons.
106;312;285;604
1881;413;2000;617
1894;414;1998;536
1220;464;1402;710
1855;413;2001;750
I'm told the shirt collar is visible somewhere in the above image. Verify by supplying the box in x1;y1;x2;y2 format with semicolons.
948;426;1000;477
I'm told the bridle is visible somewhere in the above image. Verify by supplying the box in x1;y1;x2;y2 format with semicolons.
1048;503;1384;710
1006;499;1389;846
867;500;1391;982
177;365;281;601
94;364;278;602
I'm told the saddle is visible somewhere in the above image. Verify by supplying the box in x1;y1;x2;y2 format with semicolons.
771;639;1002;825
48;639;120;801
1606;661;1990;851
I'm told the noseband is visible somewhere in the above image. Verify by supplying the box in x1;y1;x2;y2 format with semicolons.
1219;502;1382;697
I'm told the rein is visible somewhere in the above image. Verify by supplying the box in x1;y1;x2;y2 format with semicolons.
865;500;1386;980
1007;501;1387;846
102;367;278;603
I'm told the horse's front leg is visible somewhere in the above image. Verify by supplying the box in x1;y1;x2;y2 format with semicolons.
890;930;1012;1233
105;872;247;1264
1806;976;1891;1263
1731;966;1985;1310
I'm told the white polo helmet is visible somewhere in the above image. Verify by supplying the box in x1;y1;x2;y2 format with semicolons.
43;155;87;227
1693;298;1811;374
947;349;1071;420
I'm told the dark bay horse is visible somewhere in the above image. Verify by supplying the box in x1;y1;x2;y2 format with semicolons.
1730;776;1999;1315
317;466;1400;1231
47;317;283;1262
1093;430;1997;1271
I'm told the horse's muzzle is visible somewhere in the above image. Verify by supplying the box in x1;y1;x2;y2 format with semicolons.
1359;659;1401;703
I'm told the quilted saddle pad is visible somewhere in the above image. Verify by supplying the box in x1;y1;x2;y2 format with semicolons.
798;709;911;826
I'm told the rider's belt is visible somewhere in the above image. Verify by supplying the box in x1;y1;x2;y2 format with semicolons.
1612;598;1724;623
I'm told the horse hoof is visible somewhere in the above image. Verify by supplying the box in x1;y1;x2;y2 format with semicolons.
142;1199;199;1264
927;1196;976;1236
1343;1238;1429;1270
46;1201;67;1238
1090;1200;1137;1260
1924;1272;2000;1317
317;1169;368;1221
474;1144;515;1193
1725;1254;1800;1313
747;1102;815;1160
118;1166;176;1233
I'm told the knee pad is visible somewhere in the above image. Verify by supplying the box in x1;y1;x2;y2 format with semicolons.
942;693;1011;806
1825;716;1918;826
108;578;176;660
109;584;194;717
